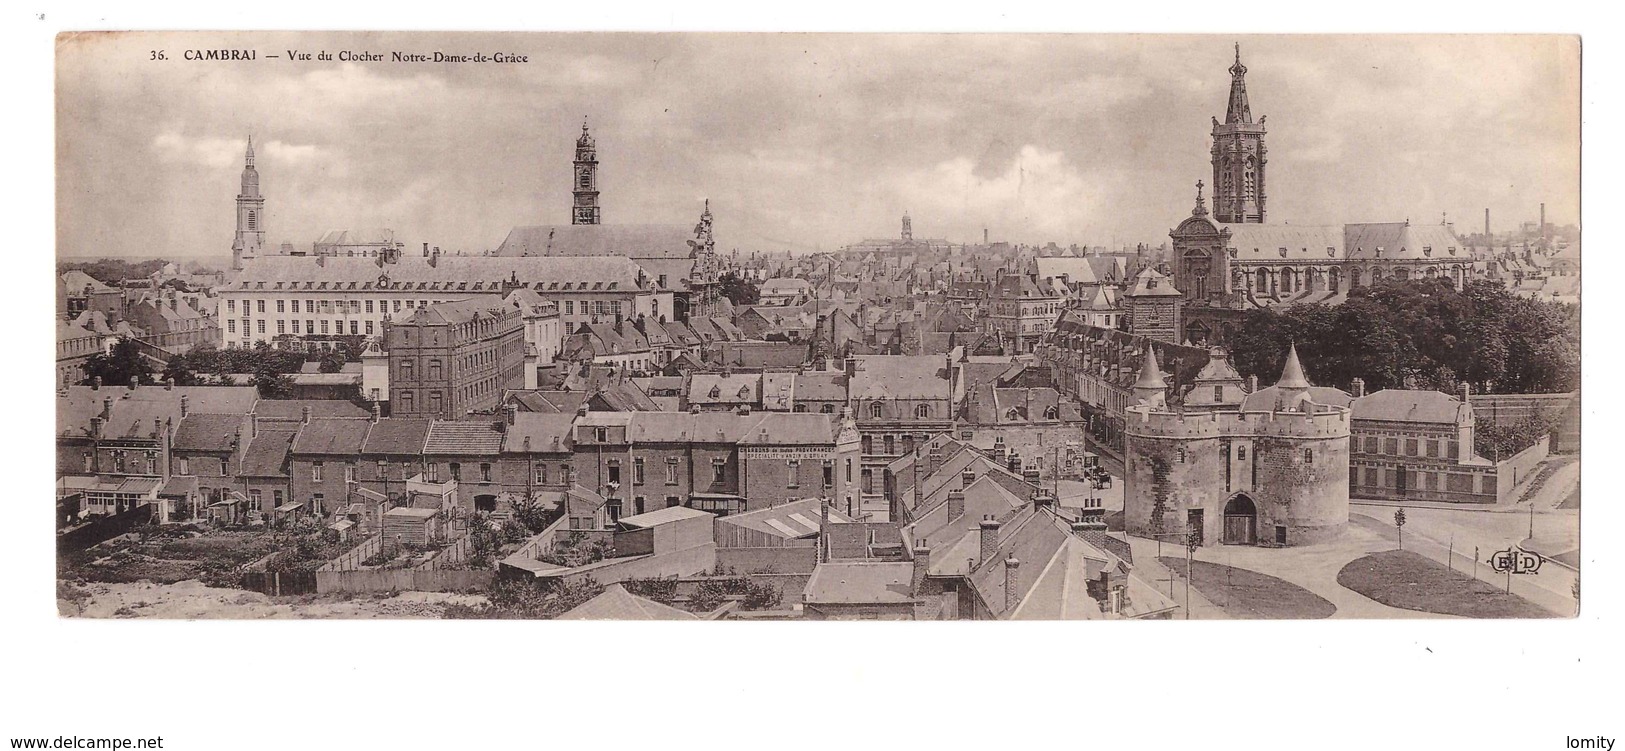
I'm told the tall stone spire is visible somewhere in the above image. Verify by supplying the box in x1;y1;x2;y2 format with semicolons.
232;136;265;271
1275;342;1309;389
1211;43;1267;224
1226;43;1252;125
572;118;600;225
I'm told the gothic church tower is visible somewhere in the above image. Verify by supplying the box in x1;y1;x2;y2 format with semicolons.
232;137;266;271
572;119;601;225
1211;45;1267;224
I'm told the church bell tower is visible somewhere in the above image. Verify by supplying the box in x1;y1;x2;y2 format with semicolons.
232;137;266;271
572;119;600;225
1211;44;1267;224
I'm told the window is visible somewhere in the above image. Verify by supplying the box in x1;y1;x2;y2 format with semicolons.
564;301;574;315
277;320;285;334
1364;436;1378;454
787;459;801;488
176;457;189;475
1213;386;1223;402
1426;440;1439;459
633;458;645;485
1177;447;1187;464
313;493;325;515
257;320;265;334
350;320;359;335
366;321;374;335
342;464;355;482
320;319;329;334
428;360;442;380
607;461;621;486
249;489;262;511
366;300;374;314
428;392;442;414
846;458;853;483
820;404;834;414
1237;446;1246;461
712;460;726;484
228;319;236;334
1303;448;1314;464
450;463;462;481
861;435;873;454
665;458;679;485
481;463;492;482
257;300;265;314
1405;439;1418;457
870;402;883;418
534;464;547;484
399;391;414;414
312;462;323;482
595;427;608;443
1385;438;1399;455
884;435;895;455
401;360;414;379
862;468;874;494
823;461;835;489
276;300;285;313
915;404;930;418
227;299;236;313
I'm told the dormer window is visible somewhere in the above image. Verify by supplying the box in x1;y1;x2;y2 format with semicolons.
1423;246;1433;257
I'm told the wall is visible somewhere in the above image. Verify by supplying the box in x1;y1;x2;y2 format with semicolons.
715;546;819;575
315;569;494;595
1495;440;1552;501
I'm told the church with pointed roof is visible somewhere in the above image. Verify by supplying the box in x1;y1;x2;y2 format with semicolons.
1170;45;1478;348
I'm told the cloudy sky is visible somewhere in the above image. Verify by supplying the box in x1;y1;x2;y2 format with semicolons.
56;32;1578;259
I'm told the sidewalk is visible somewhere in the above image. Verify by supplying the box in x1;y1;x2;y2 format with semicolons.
1348;513;1576;617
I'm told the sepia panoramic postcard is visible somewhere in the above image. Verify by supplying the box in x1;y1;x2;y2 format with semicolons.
54;32;1580;621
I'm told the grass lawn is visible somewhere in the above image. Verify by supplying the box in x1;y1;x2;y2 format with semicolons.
1336;549;1555;618
1156;556;1336;619
1558;487;1580;510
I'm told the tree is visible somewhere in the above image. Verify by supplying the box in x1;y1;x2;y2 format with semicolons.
1394;508;1407;550
84;338;154;387
254;370;296;399
161;353;198;386
718;271;760;306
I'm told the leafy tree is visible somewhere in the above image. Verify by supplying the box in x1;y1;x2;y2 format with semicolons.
161;353;198;386
718;271;760;306
510;496;556;535
254;370;296;399
84;338;154;387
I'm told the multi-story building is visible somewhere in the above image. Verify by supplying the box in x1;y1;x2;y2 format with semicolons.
219;253;670;350
845;353;962;515
1348;382;1502;504
983;271;1063;354
571;410;860;520
386;296;527;420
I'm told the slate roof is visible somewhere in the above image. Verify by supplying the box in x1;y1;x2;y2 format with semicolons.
557;583;699;621
424;420;504;455
240;430;297;478
172;414;246;453
502;412;576;453
688;373;761;405
803;562;917;605
57;386;258;439
848;355;951;400
290;418;372;455
251;400;366;421
494;224;696;260
361;418;433;455
231;255;651;292
1352;389;1469;425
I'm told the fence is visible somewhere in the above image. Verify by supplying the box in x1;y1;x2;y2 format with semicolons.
57;504;154;552
315;568;494;595
320;534;382;573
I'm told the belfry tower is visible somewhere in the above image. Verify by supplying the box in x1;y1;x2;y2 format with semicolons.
572;119;600;225
901;211;913;242
1211;44;1267;224
232;137;265;271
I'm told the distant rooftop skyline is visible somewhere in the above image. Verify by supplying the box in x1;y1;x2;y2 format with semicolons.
57;33;1578;259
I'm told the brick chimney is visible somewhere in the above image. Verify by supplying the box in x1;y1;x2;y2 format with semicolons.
1459;382;1472;404
371;401;382;424
128;376;139;391
179;394;189;417
1032;487;1053;510
1351;377;1366;398
844;356;858;379
1022;468;1041;487
911;544;931;596
1003;555;1021;612
1007;451;1021;474
819;498;831;563
102;397;114;419
1247;374;1258;393
505;403;518;426
978;515;1001;569
927;446;942;477
301;405;312;424
89;415;103;439
92;376;101;391
947;489;965;523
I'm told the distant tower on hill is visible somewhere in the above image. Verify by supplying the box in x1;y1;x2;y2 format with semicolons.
572;119;600;226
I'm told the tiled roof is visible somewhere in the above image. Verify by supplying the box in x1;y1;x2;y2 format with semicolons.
848;355;950;400
424;420;504;455
502;412;575;453
252;400;369;421
58;386;258;439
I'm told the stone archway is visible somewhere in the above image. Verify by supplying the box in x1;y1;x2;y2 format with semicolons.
1223;494;1258;545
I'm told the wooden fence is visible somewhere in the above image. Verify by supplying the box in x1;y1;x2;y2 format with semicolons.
315;568;494;595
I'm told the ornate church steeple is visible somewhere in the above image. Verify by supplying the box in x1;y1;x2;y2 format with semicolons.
1211;44;1267;224
572;119;600;225
232;136;265;271
901;211;913;242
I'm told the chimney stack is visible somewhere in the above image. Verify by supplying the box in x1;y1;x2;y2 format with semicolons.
1484;208;1490;239
819;499;831;563
1003;555;1021;612
978;515;1001;569
371;401;382;423
1540;202;1546;240
128;376;139;391
1460;382;1472;404
927;446;942;477
505;403;518;426
1007;451;1021;474
164;378;174;391
179;394;190;417
90;416;103;438
301;405;312;424
1350;378;1365;398
844;356;857;379
947;489;965;523
577;403;589;418
92;376;101;391
1247;374;1258;393
1022;468;1042;487
423;242;430;257
911;544;931;596
1031;488;1053;511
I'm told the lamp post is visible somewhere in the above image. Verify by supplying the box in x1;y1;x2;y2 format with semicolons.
1184;528;1200;620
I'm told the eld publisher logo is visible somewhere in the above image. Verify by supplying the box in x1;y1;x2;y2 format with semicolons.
1488;546;1544;575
